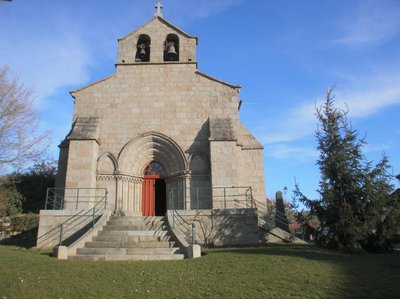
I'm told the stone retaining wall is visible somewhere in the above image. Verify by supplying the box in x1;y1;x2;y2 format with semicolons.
172;208;259;247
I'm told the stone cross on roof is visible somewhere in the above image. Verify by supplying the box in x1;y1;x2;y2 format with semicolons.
154;2;163;17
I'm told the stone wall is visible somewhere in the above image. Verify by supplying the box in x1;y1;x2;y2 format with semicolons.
173;209;259;246
71;64;239;158
36;210;87;248
64;140;98;190
237;148;266;203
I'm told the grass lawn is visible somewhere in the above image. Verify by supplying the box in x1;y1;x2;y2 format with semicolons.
0;244;399;298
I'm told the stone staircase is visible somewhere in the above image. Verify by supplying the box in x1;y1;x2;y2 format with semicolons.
70;216;184;261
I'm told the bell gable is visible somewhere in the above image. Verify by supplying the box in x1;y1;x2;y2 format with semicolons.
117;16;198;65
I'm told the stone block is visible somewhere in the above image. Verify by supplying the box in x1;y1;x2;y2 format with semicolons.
54;246;68;260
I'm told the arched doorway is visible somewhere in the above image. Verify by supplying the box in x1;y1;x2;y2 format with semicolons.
142;161;167;216
118;132;188;215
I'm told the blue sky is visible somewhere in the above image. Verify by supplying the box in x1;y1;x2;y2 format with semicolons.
1;0;399;200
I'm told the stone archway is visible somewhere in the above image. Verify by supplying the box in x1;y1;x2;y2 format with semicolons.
117;132;188;215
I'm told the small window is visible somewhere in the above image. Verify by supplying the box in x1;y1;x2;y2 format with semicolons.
164;34;179;61
135;34;151;62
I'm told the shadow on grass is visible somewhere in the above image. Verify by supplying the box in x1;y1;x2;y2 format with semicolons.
40;251;54;257
212;244;345;262
209;244;400;297
0;227;38;249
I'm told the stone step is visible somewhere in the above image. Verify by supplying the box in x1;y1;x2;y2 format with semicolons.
102;224;167;231
76;247;180;255
70;254;185;261
106;220;166;226
126;247;180;255
93;235;172;242
109;216;166;222
85;241;176;248
77;247;126;255
70;214;183;261
98;230;168;237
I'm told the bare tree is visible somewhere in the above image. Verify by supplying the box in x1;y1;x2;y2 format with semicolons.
0;65;49;174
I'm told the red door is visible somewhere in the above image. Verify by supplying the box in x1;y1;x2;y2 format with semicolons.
142;162;166;216
142;178;156;216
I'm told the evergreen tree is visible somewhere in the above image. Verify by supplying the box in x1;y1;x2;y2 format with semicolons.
295;88;398;252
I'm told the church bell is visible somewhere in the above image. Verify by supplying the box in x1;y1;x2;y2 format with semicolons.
138;48;146;60
138;43;147;61
166;41;177;60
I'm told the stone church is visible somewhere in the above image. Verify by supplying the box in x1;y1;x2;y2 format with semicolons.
37;4;269;259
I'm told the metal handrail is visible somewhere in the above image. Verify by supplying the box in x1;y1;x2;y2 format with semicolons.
168;193;196;245
37;191;108;249
45;188;107;210
213;186;254;209
167;185;254;244
169;186;254;210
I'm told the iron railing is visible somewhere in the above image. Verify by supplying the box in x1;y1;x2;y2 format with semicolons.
212;186;253;209
168;194;196;245
45;188;107;210
37;191;108;248
168;186;254;210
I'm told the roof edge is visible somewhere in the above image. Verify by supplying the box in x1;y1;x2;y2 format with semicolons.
70;74;115;95
195;70;241;89
157;16;198;44
118;16;198;44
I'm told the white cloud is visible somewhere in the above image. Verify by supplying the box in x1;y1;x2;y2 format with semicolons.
266;143;318;162
165;0;245;19
25;34;91;107
264;72;400;145
263;100;320;144
337;76;400;118
164;0;245;22
364;142;394;154
332;1;400;46
191;0;245;18
0;3;94;109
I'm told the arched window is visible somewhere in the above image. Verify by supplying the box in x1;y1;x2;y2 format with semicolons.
135;34;151;62
144;161;166;177
164;34;179;61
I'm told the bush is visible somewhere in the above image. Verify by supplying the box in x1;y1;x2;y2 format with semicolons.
9;213;39;233
13;161;56;213
0;161;56;215
0;187;24;217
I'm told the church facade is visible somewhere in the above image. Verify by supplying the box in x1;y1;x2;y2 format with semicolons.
56;8;266;217
38;5;268;252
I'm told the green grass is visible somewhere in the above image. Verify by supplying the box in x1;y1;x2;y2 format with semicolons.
0;245;399;298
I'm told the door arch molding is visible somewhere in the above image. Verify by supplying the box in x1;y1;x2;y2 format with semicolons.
118;132;188;177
